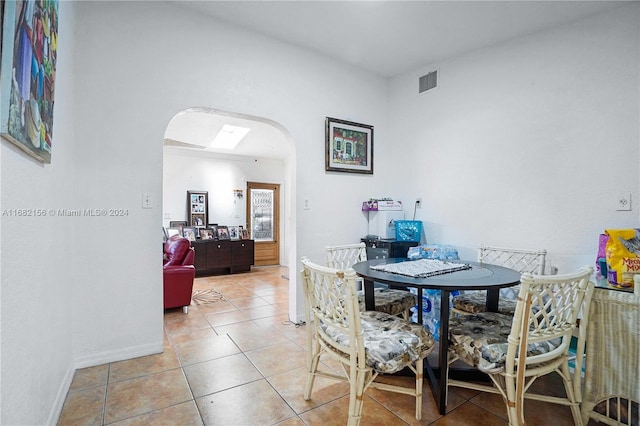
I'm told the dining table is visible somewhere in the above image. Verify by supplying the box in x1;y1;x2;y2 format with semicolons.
351;257;522;415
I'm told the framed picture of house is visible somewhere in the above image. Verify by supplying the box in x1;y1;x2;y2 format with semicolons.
1;0;59;163
325;117;373;174
187;191;208;226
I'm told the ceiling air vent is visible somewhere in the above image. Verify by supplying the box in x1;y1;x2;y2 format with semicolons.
419;70;437;93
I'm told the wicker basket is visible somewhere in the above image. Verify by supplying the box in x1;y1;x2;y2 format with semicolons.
581;288;640;426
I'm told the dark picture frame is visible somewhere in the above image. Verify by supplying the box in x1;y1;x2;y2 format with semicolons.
325;117;373;174
216;226;230;240
187;191;208;227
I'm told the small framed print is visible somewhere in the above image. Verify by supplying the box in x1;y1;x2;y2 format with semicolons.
325;117;373;174
199;228;214;240
240;229;250;240
216;226;230;240
187;191;208;226
182;226;197;241
166;227;181;238
228;226;240;240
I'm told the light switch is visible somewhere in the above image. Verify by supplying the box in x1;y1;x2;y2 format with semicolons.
142;192;152;209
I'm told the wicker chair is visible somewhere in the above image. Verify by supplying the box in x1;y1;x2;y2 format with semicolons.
447;266;594;426
325;243;417;320
581;287;640;426
300;257;435;425
451;245;547;315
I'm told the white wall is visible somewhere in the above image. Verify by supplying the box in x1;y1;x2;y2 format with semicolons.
1;2;637;424
390;4;640;273
70;0;389;348
0;3;78;424
163;149;285;227
163;147;288;262
2;1;389;423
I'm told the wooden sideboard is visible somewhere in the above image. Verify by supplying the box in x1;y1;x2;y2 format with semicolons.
190;239;255;276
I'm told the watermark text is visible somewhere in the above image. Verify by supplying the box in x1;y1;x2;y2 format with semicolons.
2;208;130;217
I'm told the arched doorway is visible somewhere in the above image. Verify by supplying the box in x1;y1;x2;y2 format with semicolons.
162;107;300;322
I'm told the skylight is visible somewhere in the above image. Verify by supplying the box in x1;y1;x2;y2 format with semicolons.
210;124;251;149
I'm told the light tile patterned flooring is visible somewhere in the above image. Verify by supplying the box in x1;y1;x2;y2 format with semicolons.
58;265;586;425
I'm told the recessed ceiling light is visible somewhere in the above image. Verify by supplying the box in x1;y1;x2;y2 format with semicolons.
210;124;251;149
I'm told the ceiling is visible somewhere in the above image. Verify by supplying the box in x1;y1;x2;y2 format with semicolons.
165;0;625;159
175;0;623;78
164;108;289;160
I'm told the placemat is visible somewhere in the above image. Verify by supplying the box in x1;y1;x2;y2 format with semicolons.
371;259;471;278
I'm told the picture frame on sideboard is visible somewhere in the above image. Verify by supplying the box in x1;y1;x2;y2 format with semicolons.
166;227;181;238
182;227;197;241
199;228;214;240
228;226;240;240
187;190;208;226
216;226;230;240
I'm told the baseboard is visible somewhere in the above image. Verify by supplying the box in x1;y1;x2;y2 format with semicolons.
46;363;76;426
74;341;164;369
47;341;164;424
293;312;306;324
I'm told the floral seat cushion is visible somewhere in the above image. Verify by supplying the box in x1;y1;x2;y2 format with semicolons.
452;290;518;315
448;312;561;374
358;288;417;316
320;311;435;374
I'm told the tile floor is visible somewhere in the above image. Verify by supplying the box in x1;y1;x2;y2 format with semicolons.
58;265;590;425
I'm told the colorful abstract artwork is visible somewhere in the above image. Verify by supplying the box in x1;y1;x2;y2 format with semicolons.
1;0;59;163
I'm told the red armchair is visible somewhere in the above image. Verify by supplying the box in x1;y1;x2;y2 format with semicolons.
163;235;196;313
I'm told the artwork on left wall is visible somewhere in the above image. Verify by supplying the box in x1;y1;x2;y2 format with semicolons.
0;0;59;164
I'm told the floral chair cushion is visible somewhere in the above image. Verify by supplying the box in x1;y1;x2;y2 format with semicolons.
448;312;561;374
357;288;417;316
452;290;518;315
320;311;435;374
